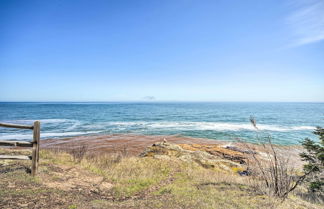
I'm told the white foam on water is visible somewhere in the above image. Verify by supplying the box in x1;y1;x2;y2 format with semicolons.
0;120;315;140
289;126;315;131
0;119;83;133
2;120;312;132
65;120;82;131
98;121;316;132
82;121;146;130
0;131;102;140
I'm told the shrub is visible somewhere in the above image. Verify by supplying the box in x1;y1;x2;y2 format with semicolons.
299;126;324;202
69;145;88;163
245;116;303;199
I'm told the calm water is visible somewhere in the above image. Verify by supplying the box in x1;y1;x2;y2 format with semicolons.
0;102;323;145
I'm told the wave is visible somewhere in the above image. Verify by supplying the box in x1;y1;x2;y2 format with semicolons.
83;121;316;132
0;121;315;140
1;119;315;132
65;120;82;131
0;131;102;140
0;119;82;132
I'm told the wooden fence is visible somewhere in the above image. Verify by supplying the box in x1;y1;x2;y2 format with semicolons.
0;121;40;176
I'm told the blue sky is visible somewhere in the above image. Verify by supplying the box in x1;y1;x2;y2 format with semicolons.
1;0;323;102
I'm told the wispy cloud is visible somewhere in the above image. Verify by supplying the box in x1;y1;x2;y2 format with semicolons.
286;0;324;47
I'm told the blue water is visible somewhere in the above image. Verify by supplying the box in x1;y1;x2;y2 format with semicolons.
0;102;323;145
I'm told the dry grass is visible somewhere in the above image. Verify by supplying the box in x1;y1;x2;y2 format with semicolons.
0;147;322;209
67;144;88;163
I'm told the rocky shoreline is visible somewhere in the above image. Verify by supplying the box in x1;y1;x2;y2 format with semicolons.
41;134;305;170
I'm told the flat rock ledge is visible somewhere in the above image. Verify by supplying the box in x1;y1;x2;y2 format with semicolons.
140;141;247;173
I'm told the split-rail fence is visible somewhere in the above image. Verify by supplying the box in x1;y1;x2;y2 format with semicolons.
0;121;40;176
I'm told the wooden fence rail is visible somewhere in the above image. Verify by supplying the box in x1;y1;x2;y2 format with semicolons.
0;121;40;176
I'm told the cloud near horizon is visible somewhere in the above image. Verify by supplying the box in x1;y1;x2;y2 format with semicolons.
142;96;156;101
286;0;324;47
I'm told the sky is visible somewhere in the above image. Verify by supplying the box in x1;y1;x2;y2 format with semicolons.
0;0;323;102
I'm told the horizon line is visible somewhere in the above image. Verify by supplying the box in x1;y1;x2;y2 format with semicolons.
0;100;324;103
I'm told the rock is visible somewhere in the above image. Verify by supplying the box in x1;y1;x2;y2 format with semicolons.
140;142;246;173
99;182;113;191
139;141;184;157
153;155;171;160
178;144;246;164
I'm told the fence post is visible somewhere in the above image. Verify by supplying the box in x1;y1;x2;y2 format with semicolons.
31;121;40;176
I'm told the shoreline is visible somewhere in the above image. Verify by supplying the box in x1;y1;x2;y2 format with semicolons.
40;133;305;169
41;134;228;156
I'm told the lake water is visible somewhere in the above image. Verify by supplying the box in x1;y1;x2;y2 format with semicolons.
0;102;323;145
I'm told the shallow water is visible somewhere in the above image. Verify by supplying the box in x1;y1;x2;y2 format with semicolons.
0;102;323;145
